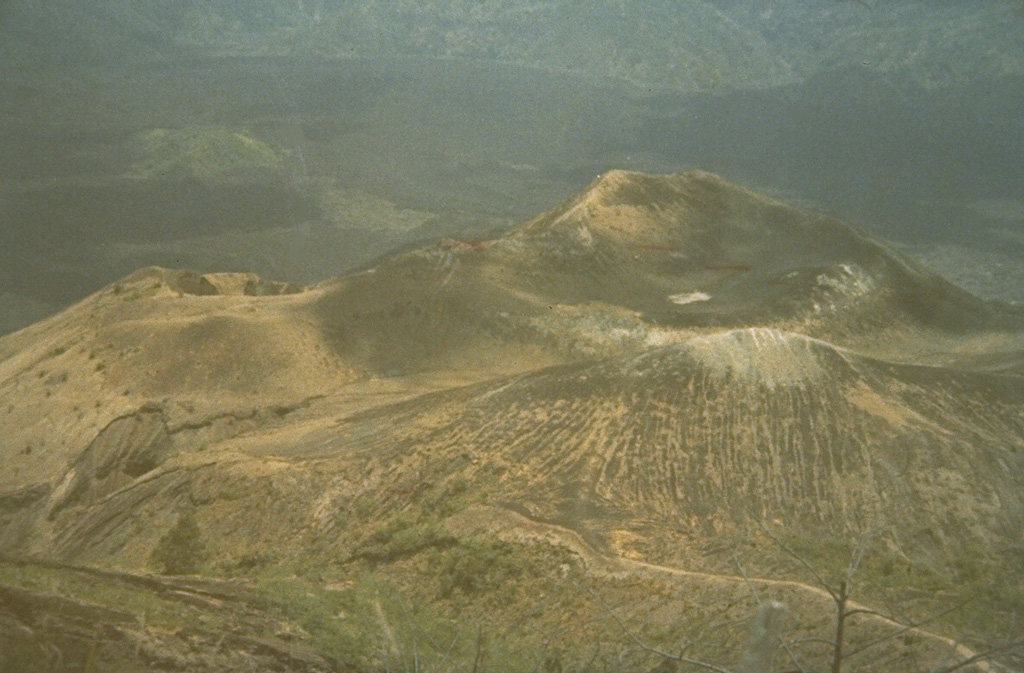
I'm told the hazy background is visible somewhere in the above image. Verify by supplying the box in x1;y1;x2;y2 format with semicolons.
1;0;1022;334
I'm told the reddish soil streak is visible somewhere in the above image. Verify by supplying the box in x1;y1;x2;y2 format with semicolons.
704;264;751;272
635;243;679;252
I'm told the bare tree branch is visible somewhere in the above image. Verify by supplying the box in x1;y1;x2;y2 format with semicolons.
470;626;486;673
792;637;838;648
844;532;873;583
829;581;850;673
750;516;839;601
929;639;1024;673
583;584;737;673
843;607;890;619
731;549;762;607
843;600;971;660
586;586;684;662
731;550;808;673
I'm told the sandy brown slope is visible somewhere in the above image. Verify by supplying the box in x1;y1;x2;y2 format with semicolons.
1;169;1023;671
31;322;1022;567
246;327;1024;568
0;266;348;497
5;326;1020;672
5;163;1020;561
309;169;1024;372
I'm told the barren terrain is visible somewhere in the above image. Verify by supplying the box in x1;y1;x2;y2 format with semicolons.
2;171;1023;672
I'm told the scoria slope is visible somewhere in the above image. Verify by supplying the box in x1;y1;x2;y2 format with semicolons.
2;170;1023;672
267;327;1024;568
311;169;1024;373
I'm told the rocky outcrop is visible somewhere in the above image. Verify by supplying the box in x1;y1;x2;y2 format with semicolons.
48;408;172;517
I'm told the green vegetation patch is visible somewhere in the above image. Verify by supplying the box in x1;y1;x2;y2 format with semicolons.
126;126;282;183
0;561;203;631
353;512;457;564
420;474;489;518
771;531;1024;645
435;538;533;598
254;570;539;673
151;510;209;575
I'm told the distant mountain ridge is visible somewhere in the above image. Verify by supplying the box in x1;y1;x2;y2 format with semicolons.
2;0;1021;92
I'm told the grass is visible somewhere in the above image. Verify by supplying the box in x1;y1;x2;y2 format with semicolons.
420;474;487;518
253;569;541;673
256;572;372;669
0;549;752;673
346;474;494;565
0;545;701;672
352;512;456;564
0;561;206;631
239;510;588;672
772;531;1024;646
434;538;533;598
11;505;1018;673
126;126;282;184
0;629;56;673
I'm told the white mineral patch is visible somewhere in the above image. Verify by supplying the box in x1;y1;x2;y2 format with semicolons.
528;304;646;357
668;291;711;305
575;224;594;247
813;263;876;312
644;327;688;347
683;327;842;388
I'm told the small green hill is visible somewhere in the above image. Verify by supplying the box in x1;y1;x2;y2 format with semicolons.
126;126;282;184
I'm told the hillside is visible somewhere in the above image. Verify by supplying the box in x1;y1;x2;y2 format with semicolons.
3;2;1022;337
3;1;1022;92
1;171;1023;672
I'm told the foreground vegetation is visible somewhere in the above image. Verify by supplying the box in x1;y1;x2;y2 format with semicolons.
3;504;1022;673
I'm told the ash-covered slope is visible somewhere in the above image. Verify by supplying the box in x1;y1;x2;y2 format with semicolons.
7;325;1021;673
2;170;1024;672
289;326;1024;566
310;169;1024;374
0;266;346;497
2;169;1023;539
510;169;1017;339
2;168;1022;529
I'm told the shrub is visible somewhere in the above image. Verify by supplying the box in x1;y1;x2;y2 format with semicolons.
356;514;455;564
437;538;526;597
151;511;208;575
0;630;51;673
